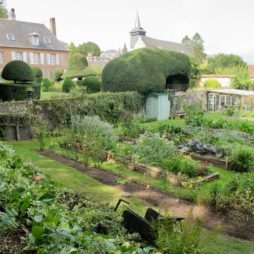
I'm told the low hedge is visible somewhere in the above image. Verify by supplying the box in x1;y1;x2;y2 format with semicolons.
0;82;41;101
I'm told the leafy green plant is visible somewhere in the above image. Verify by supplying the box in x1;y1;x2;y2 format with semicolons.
62;77;76;93
155;215;211;254
162;157;200;178
229;147;254;172
52;68;64;82
41;77;54;92
136;132;176;166
184;104;204;127
72;116;116;167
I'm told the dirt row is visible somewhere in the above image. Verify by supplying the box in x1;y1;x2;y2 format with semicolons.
39;151;254;241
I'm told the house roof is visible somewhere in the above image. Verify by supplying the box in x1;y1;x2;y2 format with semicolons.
248;65;254;78
208;89;254;96
141;36;190;55
0;19;68;51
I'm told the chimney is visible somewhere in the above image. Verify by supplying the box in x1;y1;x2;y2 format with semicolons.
8;8;16;20
49;17;56;37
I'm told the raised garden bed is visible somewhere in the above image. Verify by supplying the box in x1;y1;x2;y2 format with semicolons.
190;152;229;169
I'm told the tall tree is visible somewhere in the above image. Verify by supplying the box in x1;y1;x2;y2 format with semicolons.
0;4;8;18
182;33;206;65
207;53;247;74
78;42;101;57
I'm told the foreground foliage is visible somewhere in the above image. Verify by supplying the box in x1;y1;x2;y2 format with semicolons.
0;142;153;253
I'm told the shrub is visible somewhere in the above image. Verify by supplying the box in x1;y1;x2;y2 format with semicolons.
53;68;64;82
155;216;210;254
81;76;101;93
72;116;116;167
32;66;43;79
184;104;204;127
162;157;199;178
203;79;221;88
214;173;254;223
136;132;176;166
0;83;41;101
1;60;34;83
229;147;254;172
62;77;75;93
41;77;54;92
102;48;191;95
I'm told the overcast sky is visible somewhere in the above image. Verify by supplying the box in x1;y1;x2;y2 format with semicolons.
6;0;254;63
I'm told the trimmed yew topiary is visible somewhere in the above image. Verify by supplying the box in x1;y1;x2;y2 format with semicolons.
1;60;34;83
81;76;101;93
102;48;191;95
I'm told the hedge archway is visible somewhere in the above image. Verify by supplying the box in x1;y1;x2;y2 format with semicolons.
102;48;191;95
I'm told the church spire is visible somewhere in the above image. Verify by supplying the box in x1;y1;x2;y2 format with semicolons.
135;12;141;28
130;12;146;49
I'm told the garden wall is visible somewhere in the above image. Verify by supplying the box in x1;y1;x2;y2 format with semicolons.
171;90;207;115
0;91;144;140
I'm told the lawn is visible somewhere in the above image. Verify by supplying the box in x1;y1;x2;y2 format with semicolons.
7;139;254;254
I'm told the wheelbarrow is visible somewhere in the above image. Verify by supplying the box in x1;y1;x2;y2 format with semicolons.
114;199;185;244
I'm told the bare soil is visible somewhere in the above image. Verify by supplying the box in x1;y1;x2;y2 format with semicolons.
39;150;254;241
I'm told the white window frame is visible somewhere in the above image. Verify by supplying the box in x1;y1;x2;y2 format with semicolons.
49;54;56;65
32;35;39;46
33;53;41;64
0;52;3;64
15;52;23;60
6;33;15;41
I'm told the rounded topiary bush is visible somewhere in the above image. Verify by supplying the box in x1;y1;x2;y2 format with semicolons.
102;48;191;95
1;60;34;83
81;76;101;93
32;67;43;79
41;77;54;92
62;77;75;93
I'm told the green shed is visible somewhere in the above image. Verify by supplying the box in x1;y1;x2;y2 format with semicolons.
145;93;170;120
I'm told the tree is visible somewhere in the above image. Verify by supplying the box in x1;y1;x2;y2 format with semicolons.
78;42;101;56
53;68;64;81
1;60;34;83
0;4;7;18
102;48;191;95
207;53;247;74
64;52;88;78
182;33;206;65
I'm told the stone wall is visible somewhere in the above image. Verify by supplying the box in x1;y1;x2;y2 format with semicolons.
171;90;207;115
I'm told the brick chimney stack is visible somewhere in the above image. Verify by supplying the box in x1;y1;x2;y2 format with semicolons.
8;8;16;20
50;17;56;37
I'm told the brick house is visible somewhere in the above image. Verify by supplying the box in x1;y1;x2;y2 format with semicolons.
0;9;68;78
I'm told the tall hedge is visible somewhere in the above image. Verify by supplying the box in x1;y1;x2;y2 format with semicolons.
0;83;41;101
1;60;34;83
102;48;191;95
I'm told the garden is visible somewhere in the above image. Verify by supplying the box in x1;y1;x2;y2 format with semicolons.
1;48;254;253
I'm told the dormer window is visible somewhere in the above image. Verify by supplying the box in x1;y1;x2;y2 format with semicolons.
43;37;51;44
6;33;15;41
28;32;40;46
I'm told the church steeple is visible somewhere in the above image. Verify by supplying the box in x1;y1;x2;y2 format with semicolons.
130;12;146;49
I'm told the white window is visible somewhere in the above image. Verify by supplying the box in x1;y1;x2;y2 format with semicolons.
0;52;3;64
13;52;23;60
6;33;15;41
49;54;56;65
32;36;39;46
33;53;40;64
